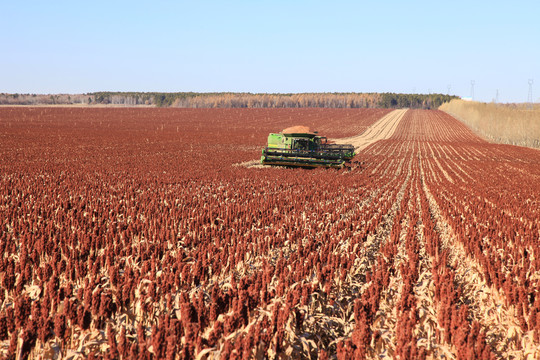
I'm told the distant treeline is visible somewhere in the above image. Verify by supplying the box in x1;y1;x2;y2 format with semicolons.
0;92;457;109
0;93;92;105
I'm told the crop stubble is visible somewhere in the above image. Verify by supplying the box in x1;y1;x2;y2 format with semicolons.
0;107;539;359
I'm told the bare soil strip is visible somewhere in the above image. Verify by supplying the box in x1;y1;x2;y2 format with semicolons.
334;109;408;151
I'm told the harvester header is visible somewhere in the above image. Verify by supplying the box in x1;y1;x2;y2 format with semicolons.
261;126;355;168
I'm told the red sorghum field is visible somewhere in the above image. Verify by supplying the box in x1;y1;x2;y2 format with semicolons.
1;107;539;359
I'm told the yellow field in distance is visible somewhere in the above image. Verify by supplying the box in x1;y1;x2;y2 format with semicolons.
440;99;540;149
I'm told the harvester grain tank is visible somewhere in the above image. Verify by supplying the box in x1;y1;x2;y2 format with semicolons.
261;126;355;168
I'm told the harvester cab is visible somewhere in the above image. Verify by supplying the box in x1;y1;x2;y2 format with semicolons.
261;127;355;168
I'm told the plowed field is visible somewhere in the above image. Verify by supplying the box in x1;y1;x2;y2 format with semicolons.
1;107;539;359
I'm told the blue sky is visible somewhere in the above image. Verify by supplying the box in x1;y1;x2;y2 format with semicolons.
1;0;539;103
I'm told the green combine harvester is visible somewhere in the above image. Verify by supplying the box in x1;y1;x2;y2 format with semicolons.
261;127;356;168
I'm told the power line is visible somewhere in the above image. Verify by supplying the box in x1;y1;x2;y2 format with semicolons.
471;80;475;101
528;79;534;109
